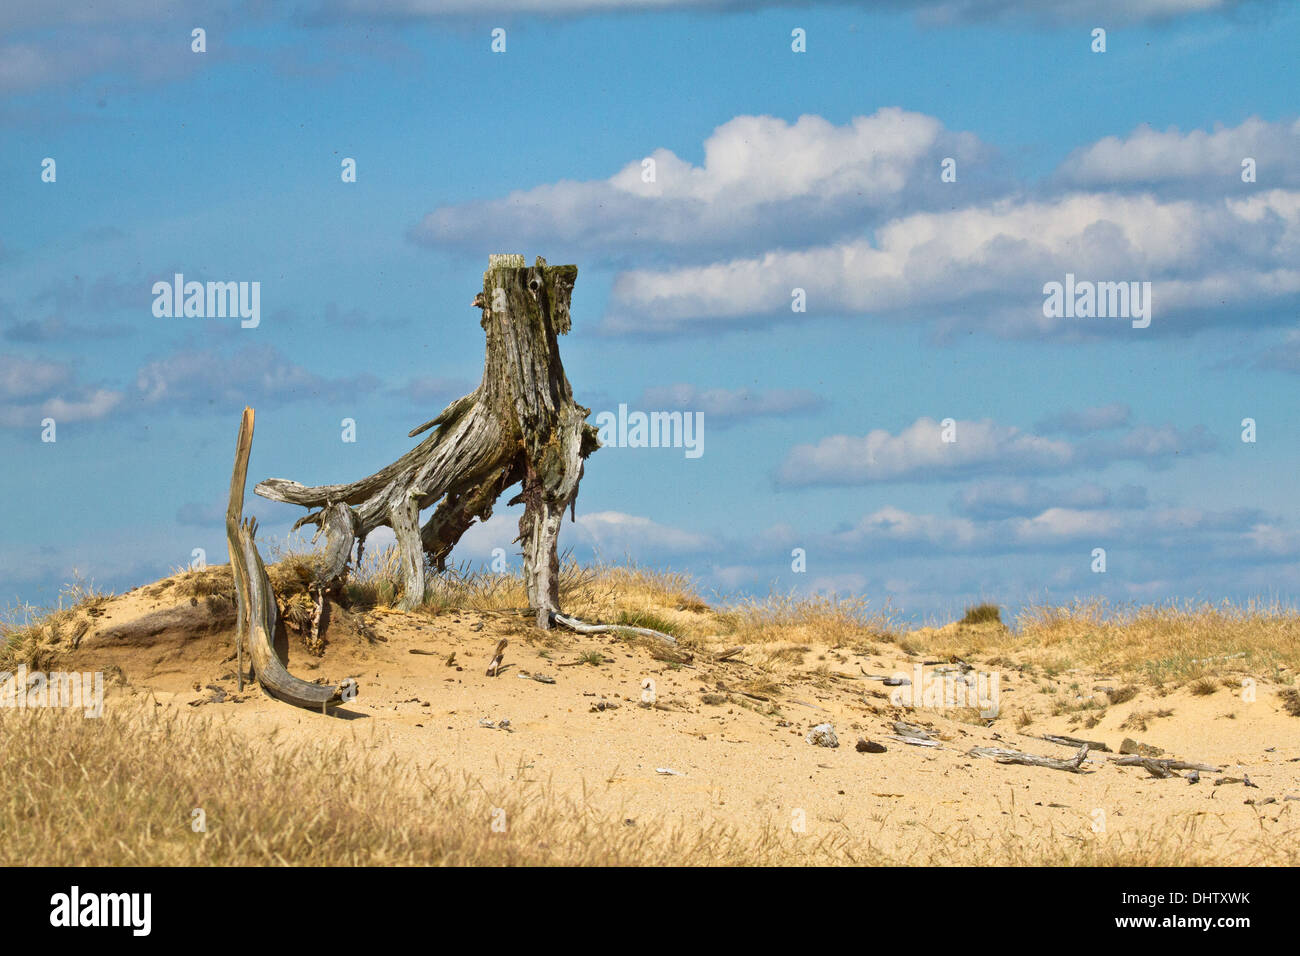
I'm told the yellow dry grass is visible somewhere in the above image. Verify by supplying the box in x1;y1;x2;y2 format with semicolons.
8;558;1300;690
6;558;1300;867
898;597;1300;686
2;704;1293;867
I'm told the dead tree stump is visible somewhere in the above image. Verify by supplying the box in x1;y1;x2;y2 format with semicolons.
255;255;599;626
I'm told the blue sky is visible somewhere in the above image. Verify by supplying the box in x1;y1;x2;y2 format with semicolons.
3;0;1299;622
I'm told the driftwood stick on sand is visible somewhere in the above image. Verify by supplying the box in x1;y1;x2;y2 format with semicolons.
551;612;678;645
1024;732;1112;752
1112;756;1220;772
969;744;1091;773
887;735;944;748
893;721;936;740
887;723;943;748
226;407;351;712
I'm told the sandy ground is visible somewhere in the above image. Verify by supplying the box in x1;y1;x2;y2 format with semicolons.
59;580;1300;863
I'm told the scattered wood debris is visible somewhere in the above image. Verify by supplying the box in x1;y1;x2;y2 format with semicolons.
1026;732;1112;752
1214;775;1260;788
969;744;1090;773
893;721;936;740
887;735;942;747
860;666;909;686
515;671;556;684
887;722;944;747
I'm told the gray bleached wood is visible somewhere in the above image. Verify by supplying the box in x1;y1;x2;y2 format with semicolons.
226;407;349;711
255;255;597;623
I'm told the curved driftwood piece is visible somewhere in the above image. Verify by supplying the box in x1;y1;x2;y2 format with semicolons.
255;255;599;625
552;612;678;645
226;407;350;711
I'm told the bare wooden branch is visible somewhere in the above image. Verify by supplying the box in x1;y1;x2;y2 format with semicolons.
887;723;943;748
969;744;1091;772
885;735;943;748
551;611;678;645
1024;732;1112;752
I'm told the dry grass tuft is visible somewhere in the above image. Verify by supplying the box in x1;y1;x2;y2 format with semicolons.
1280;688;1300;717
715;592;897;650
960;603;1002;625
899;597;1300;689
1107;684;1140;705
1;577;109;671
1013;599;1300;684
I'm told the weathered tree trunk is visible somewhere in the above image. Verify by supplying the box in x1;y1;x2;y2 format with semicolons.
255;255;599;625
226;407;352;711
